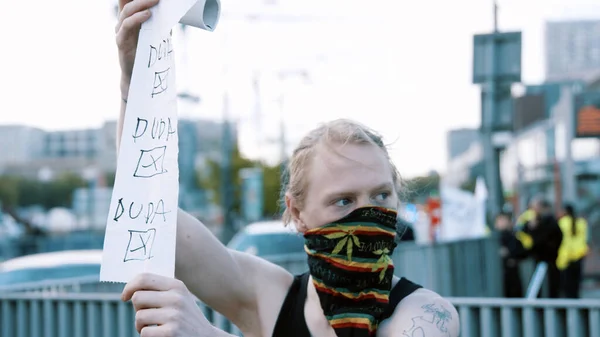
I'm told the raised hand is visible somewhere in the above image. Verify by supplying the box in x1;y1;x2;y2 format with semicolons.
115;0;159;96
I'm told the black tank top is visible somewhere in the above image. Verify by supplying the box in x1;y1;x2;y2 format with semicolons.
272;273;422;337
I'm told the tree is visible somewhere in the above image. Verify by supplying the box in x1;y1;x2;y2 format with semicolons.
404;173;440;203
460;178;477;193
197;143;282;219
262;164;283;217
45;173;87;208
104;171;116;187
0;173;86;210
0;176;19;208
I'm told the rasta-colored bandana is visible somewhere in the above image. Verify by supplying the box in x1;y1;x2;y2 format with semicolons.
304;206;398;337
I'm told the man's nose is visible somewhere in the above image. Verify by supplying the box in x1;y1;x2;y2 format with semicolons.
354;196;374;210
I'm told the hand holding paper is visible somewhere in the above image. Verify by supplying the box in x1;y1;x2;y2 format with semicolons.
115;0;157;87
116;0;220;91
101;0;220;283
123;273;230;336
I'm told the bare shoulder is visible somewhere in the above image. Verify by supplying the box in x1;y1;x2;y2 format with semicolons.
378;288;460;337
230;251;296;335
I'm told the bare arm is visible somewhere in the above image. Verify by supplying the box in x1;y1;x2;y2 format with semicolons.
112;0;283;328
380;289;460;337
116;79;263;321
117;103;292;332
113;3;294;330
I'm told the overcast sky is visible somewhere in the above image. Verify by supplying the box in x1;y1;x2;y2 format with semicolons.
1;0;599;178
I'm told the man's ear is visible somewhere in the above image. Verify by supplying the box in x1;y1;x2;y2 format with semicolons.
285;192;308;233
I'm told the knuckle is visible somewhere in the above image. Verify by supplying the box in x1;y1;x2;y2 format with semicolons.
120;1;133;16
168;308;181;322
120;16;134;31
139;326;152;337
131;291;142;305
170;292;185;308
135;312;144;327
115;33;125;48
163;325;176;337
172;278;184;288
173;279;187;292
138;273;151;282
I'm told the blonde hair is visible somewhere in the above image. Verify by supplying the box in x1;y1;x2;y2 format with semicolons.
280;119;404;225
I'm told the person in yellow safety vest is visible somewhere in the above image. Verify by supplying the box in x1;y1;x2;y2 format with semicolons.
556;203;589;298
516;208;536;229
514;199;539;249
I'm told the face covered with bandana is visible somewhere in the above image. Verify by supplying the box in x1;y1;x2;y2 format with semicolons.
304;206;398;337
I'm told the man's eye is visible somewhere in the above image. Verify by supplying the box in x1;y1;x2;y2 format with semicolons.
335;198;352;207
374;192;390;203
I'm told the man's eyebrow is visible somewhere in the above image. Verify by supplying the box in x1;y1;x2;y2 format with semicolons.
372;183;394;191
322;183;394;200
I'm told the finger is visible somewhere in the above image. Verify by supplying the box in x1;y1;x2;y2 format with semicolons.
115;0;158;33
135;308;173;333
119;0;158;19
115;9;151;49
122;273;174;301
140;325;174;337
118;0;133;12
115;7;151;36
130;290;181;311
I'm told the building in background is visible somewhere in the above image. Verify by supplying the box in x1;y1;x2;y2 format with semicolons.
443;128;483;188
500;79;600;208
444;139;484;188
44;129;100;159
71;187;113;230
445;79;600;209
447;128;480;161
0;119;237;179
0;125;46;174
545;19;600;82
1;118;239;229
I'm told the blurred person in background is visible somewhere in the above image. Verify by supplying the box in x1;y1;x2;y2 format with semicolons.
516;198;563;298
516;196;540;229
494;212;525;298
114;1;460;336
556;203;589;298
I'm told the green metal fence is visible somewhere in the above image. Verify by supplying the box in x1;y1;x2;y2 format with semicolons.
1;292;599;337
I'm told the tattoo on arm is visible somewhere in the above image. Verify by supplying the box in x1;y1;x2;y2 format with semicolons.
402;303;453;337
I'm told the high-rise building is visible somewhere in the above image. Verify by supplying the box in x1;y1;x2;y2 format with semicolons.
545;20;600;82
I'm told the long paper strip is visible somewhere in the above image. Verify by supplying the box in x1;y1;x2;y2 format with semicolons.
100;0;220;283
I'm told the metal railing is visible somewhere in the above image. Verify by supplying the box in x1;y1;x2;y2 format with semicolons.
1;236;598;336
0;237;503;298
1;292;599;337
452;297;600;337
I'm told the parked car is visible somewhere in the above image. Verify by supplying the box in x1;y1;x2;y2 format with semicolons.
0;249;102;288
227;220;305;257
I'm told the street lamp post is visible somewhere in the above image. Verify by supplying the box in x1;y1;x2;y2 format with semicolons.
472;2;522;220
